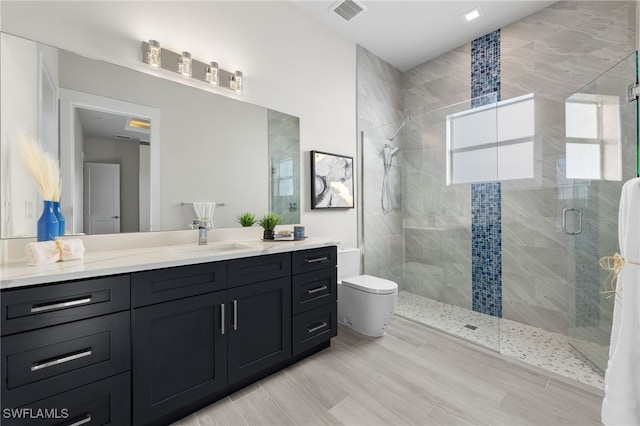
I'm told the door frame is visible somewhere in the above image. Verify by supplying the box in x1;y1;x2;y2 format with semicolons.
59;89;161;234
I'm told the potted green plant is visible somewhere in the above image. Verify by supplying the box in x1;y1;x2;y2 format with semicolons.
257;212;281;240
236;212;256;227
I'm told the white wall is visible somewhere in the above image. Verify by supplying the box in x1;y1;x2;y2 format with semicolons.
59;52;268;232
0;1;358;246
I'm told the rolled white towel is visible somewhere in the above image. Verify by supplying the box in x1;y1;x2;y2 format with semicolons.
25;241;59;266
57;238;85;261
24;238;85;266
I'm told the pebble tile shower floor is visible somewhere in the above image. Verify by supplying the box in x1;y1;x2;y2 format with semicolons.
395;290;605;389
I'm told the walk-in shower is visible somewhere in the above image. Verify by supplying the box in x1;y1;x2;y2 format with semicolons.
360;51;638;389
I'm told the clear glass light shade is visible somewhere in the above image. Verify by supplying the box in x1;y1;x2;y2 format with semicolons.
179;51;192;78
147;40;161;68
206;62;219;86
234;71;243;94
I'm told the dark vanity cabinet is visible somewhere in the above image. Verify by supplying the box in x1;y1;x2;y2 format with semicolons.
227;254;292;385
131;262;228;425
132;252;298;425
0;275;132;425
1;246;337;425
291;247;338;355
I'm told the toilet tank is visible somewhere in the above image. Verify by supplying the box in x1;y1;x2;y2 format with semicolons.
338;247;361;281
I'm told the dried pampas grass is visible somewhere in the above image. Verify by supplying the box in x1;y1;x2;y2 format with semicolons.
17;133;61;201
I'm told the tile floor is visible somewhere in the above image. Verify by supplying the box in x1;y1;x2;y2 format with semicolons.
395;290;605;389
173;315;603;426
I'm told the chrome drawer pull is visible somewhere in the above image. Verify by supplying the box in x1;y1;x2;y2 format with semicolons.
307;285;328;295
31;349;93;372
31;297;92;313
232;300;238;331
305;256;328;264
307;322;327;333
220;303;226;335
68;414;92;426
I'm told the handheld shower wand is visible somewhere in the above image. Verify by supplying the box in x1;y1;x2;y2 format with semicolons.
381;144;400;214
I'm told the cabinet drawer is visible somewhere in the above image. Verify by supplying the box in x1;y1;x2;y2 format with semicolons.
1;275;130;336
291;246;337;275
1;311;130;407
228;253;291;287
292;303;337;356
132;261;227;307
1;372;130;426
292;268;337;315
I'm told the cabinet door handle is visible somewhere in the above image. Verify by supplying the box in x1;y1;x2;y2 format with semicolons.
31;348;92;372
307;322;327;333
220;303;226;335
307;285;328;294
30;297;92;313
305;256;328;264
68;414;92;426
232;299;238;331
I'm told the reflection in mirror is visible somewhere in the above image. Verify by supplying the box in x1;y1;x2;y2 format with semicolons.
268;110;300;224
0;32;300;239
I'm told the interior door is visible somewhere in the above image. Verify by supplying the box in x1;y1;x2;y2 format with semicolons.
564;51;638;372
84;162;120;234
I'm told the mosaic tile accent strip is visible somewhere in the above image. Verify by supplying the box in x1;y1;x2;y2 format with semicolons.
471;29;501;107
470;29;503;317
471;182;503;317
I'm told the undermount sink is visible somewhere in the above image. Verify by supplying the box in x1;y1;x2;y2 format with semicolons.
171;242;253;255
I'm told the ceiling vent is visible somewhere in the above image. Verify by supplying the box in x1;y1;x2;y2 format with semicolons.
330;0;366;22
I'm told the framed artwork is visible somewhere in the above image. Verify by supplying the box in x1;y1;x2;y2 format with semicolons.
310;150;354;209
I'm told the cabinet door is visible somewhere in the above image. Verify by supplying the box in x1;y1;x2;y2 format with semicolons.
132;292;227;425
227;278;291;384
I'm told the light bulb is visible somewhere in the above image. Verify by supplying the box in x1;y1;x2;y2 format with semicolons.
147;40;161;68
206;62;219;86
179;51;192;78
234;71;243;94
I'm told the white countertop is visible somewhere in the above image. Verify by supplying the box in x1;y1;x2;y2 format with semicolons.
0;237;339;290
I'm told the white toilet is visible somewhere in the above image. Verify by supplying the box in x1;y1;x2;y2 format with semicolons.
337;247;398;337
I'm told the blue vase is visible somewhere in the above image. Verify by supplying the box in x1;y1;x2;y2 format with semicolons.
37;200;59;241
53;201;65;236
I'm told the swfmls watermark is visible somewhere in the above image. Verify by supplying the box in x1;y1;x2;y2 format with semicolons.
2;408;69;420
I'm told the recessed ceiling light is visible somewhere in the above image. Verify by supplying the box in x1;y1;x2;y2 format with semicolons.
128;118;151;130
463;8;482;22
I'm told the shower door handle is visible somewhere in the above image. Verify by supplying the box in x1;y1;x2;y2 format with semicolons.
562;208;582;235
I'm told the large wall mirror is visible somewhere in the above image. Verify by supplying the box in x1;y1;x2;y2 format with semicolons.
0;32;300;239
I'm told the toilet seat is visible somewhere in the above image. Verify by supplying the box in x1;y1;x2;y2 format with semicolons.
341;274;397;295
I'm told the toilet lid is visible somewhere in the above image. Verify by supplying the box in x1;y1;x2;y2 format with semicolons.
342;275;398;295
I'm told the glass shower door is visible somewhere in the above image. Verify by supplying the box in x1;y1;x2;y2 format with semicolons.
565;52;638;373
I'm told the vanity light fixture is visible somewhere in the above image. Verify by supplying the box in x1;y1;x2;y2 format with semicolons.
147;40;161;68
179;51;192;78
142;40;244;94
206;62;219;86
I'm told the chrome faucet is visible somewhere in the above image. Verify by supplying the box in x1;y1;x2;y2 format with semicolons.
193;219;211;245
